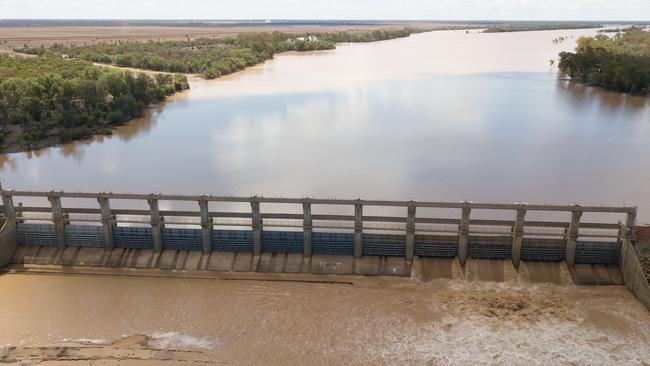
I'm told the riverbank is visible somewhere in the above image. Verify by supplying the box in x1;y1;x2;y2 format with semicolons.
558;29;650;96
15;28;431;79
0;54;190;154
483;22;603;33
1;27;437;154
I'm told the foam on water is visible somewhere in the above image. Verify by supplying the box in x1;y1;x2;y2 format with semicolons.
318;278;650;365
1;272;647;364
401;318;648;365
148;332;222;350
340;310;650;365
62;337;110;345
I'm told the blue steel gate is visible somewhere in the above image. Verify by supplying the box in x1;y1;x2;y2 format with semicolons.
13;223;622;264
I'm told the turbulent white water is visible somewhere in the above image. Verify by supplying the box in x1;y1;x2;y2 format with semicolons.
148;331;222;350
62;337;110;345
1;272;648;365
352;314;650;365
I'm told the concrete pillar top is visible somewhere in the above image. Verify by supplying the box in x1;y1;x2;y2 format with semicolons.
47;191;64;200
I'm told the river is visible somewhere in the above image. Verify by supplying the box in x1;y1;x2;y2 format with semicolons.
1;28;649;222
0;270;649;365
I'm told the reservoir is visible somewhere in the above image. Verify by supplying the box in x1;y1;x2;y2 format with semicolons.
1;29;649;222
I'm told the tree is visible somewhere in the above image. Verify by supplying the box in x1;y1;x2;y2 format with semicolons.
98;71;128;98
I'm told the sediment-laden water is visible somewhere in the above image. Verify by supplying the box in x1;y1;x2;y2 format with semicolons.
0;269;648;365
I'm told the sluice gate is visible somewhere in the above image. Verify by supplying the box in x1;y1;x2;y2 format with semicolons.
0;189;648;309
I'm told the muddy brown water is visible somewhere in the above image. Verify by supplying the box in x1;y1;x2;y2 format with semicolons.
0;267;649;365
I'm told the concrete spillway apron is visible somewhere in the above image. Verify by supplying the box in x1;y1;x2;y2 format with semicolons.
0;220;17;268
620;239;650;311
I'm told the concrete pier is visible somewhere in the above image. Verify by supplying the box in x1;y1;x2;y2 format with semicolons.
47;192;65;251
511;206;526;268
198;197;211;254
251;198;262;256
147;195;163;253
302;200;312;257
458;205;471;266
405;203;416;261
97;195;114;251
565;208;583;266
354;201;363;259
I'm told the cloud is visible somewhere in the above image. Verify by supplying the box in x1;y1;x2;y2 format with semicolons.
0;0;648;20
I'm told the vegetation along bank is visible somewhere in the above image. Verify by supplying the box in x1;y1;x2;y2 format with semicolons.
559;29;650;95
17;28;426;79
0;54;188;153
483;22;602;33
0;28;426;153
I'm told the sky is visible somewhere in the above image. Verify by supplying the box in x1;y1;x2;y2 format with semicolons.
0;0;648;21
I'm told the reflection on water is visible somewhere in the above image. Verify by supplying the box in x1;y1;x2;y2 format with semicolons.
1;29;650;222
558;80;649;112
45;92;184;161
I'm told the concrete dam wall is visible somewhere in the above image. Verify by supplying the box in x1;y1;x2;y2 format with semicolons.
0;189;649;309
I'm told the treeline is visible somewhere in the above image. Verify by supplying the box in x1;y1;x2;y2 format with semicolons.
0;54;189;151
18;33;334;79
484;22;602;33
314;28;424;43
17;28;425;79
558;30;650;95
597;26;645;34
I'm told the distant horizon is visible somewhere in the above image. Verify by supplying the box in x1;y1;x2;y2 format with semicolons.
0;19;648;23
2;0;649;22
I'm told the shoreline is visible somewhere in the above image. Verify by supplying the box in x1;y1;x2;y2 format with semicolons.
1;28;438;155
0;85;195;155
4;25;632;156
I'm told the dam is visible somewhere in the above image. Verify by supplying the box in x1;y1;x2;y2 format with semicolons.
0;187;649;310
1;187;650;364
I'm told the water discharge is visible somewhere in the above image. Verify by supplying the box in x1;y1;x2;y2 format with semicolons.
0;269;648;365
